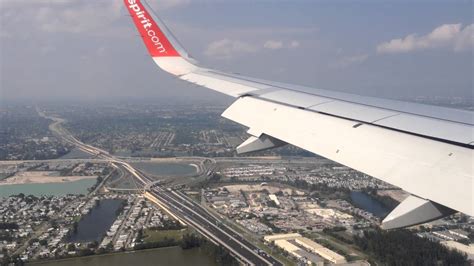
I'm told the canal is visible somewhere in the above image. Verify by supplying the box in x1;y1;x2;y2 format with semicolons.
350;191;390;218
28;246;217;266
67;199;125;243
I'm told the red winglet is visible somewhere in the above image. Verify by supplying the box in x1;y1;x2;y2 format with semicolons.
125;0;180;57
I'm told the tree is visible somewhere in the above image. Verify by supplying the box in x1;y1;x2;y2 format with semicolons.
354;229;469;265
72;221;78;233
181;233;202;249
87;241;98;249
78;248;95;256
105;242;113;251
67;243;76;252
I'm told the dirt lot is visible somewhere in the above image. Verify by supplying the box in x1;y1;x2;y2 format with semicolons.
0;171;96;185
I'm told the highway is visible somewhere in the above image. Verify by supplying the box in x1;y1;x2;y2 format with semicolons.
38;109;282;266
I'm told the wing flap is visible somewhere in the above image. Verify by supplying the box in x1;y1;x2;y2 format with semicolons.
222;96;474;216
374;114;473;145
308;101;399;122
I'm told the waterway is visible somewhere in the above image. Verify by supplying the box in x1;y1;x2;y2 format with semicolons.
350;191;390;218
29;246;217;266
0;178;96;198
67;199;124;243
60;148;94;160
131;162;196;177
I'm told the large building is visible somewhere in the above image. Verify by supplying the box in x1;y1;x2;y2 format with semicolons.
264;233;302;243
264;233;347;264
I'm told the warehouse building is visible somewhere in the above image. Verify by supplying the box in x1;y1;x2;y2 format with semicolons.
264;233;346;264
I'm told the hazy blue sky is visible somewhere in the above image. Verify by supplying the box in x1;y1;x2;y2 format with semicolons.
0;0;472;103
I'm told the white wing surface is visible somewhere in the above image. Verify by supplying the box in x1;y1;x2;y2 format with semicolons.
124;0;473;228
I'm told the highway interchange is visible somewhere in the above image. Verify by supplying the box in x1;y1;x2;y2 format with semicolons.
38;110;282;266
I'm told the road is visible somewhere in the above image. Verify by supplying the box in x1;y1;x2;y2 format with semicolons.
38;109;282;266
151;190;276;265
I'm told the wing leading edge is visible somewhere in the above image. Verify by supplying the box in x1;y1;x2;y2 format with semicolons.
124;0;474;228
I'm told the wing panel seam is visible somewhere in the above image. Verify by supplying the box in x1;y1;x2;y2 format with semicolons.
244;96;474;149
207;70;473;126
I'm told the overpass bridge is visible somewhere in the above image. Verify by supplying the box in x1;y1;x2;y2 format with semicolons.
38;108;282;266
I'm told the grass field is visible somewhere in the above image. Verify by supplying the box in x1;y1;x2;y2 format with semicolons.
306;231;368;261
143;228;189;243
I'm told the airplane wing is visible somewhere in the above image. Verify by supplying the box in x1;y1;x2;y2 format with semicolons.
124;0;473;229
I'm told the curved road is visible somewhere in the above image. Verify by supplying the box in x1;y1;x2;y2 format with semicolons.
37;108;282;266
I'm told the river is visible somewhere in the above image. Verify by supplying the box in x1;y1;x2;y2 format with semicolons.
350;191;390;217
67;199;124;243
29;246;217;266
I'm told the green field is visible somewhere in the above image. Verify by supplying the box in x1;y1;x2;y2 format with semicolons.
143;229;189;243
306;231;367;261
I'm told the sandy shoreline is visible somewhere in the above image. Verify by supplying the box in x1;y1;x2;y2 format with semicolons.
0;171;97;186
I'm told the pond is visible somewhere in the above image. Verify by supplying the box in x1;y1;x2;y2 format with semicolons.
130;162;197;177
67;199;125;243
350;191;390;218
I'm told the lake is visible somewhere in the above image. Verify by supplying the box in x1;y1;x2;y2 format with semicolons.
350;191;390;218
29;246;217;266
0;178;96;197
130;162;196;177
67;199;124;243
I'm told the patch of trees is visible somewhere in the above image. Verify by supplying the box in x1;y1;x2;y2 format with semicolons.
0;222;19;230
77;248;95;257
115;200;127;216
259;215;282;233
354;229;469;266
199;172;222;187
67;243;76;252
322;227;355;245
134;237;178;250
323;226;346;233
148;220;185;231
88;176;104;192
102;167;111;176
0;232;14;242
1;254;24;266
181;234;238;265
180;233;202;249
284;179;351;201
201;240;239;266
134;232;238;265
72;221;78;233
209;173;222;182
